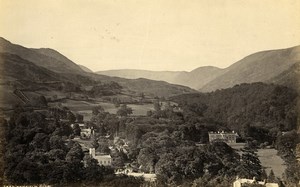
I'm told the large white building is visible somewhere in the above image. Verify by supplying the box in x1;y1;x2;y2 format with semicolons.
208;131;238;143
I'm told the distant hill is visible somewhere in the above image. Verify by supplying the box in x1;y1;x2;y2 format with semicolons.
200;46;300;92
98;46;300;92
79;65;93;72
97;66;224;89
97;69;182;83
176;66;224;89
106;77;195;98
0;37;196;98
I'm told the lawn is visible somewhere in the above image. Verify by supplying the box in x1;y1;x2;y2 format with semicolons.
257;149;286;178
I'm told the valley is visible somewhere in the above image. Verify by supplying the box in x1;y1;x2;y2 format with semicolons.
0;37;299;187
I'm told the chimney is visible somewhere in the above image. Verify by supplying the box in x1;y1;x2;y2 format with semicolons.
89;148;96;157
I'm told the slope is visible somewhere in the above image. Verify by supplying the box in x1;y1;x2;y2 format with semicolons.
0;37;84;73
79;65;93;72
171;82;298;132
0;37;196;98
97;66;224;89
200;46;300;92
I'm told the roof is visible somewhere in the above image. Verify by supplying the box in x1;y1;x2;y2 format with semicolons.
94;154;112;159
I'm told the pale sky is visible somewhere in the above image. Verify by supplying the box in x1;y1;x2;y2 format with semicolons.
0;0;300;71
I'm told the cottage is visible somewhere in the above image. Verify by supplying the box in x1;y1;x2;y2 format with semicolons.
208;131;238;143
89;148;112;166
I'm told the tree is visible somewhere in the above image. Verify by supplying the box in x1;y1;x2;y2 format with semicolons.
31;133;50;151
66;142;84;162
49;135;65;150
63;161;84;184
92;105;105;116
237;147;263;179
153;101;161;112
67;111;76;123
73;124;81;136
75;113;84;123
91;138;99;149
83;157;104;184
267;169;276;182
117;104;133;117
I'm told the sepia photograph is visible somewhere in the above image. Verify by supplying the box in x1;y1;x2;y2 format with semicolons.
0;0;300;186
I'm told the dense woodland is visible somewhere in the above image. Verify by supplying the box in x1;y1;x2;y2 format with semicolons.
171;82;298;143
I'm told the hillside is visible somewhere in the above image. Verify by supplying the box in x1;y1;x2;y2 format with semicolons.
176;66;224;89
97;66;224;89
200;46;300;92
0;37;84;74
108;77;195;97
268;61;300;91
0;52;60;83
79;65;93;72
171;82;298;133
0;52;69;108
0;37;196;99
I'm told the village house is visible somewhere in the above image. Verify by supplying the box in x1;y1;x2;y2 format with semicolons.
80;128;92;139
233;177;279;187
71;123;94;139
115;166;157;182
89;148;112;166
208;131;238;143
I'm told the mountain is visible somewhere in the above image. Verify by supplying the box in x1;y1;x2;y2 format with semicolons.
79;65;93;72
268;61;300;91
0;52;60;84
97;66;224;89
98;46;300;92
0;37;195;98
175;66;224;89
200;46;300;92
0;37;84;74
97;69;181;83
0;52;72;108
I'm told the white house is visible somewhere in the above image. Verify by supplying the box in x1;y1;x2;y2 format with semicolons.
89;148;112;166
81;128;92;139
233;177;279;187
209;131;238;143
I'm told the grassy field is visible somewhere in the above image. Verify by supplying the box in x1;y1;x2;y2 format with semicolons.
257;149;286;178
127;104;154;115
57;99;154;121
